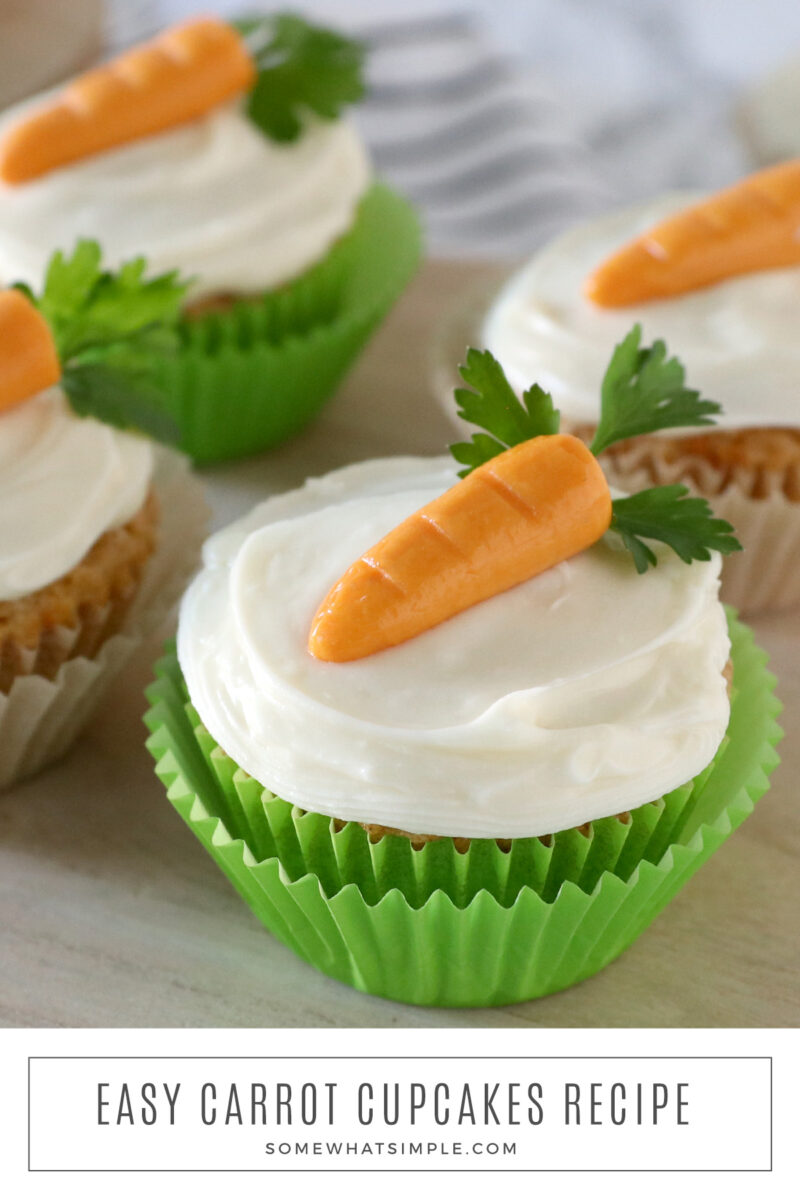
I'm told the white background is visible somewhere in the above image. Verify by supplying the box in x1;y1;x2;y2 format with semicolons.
5;1026;798;1195
28;1052;770;1171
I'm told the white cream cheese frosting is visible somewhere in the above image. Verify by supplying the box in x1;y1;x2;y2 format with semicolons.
178;456;731;839
0;98;371;302
483;193;800;431
0;387;154;601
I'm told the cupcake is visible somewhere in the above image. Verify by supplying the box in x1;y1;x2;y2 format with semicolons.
145;341;780;1007
481;164;800;613
0;243;206;789
0;14;421;463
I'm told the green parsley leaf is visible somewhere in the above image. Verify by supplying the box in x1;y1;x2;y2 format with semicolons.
609;485;742;573
590;324;721;456
445;342;739;574
33;241;186;361
237;13;365;143
449;347;561;476
62;362;180;446
18;239;187;442
35;240;104;349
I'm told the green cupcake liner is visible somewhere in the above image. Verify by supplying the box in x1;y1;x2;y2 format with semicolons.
151;182;422;464
144;611;781;1007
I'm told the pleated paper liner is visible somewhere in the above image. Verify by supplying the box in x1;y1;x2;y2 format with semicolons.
144;612;781;1007
0;451;207;790
151;183;422;464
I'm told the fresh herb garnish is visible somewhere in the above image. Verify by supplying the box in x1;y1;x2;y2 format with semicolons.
236;13;365;143
589;323;721;456
609;485;742;573
450;348;559;477
61;360;180;447
16;240;187;442
31;241;185;361
449;332;740;572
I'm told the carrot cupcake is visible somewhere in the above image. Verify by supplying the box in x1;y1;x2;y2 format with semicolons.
0;242;206;789
0;14;421;463
145;339;780;1007
482;164;800;613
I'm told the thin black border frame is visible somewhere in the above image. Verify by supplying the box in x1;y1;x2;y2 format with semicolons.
27;1055;773;1174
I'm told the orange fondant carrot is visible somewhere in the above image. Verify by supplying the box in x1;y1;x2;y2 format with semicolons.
585;160;800;307
0;18;256;185
0;289;61;413
309;434;612;662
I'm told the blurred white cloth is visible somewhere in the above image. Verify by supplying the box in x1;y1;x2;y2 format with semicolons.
737;55;800;163
353;10;611;258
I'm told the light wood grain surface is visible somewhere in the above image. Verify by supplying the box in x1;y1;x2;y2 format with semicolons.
0;260;797;1029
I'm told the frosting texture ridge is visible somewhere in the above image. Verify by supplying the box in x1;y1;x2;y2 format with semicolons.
0;99;370;301
178;456;731;839
483;194;800;432
0;388;154;600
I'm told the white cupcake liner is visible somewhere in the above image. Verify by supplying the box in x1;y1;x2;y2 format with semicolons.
596;438;800;615
0;448;208;789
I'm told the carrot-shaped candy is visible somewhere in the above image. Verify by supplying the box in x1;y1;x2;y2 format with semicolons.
0;18;255;185
0;15;365;183
584;160;800;307
309;434;612;662
0;289;60;413
309;341;741;663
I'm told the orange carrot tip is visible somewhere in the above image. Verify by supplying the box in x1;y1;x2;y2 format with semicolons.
308;434;612;663
0;17;256;185
585;159;800;307
0;289;61;414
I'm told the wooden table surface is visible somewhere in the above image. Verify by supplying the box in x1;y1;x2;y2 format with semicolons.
1;260;798;1029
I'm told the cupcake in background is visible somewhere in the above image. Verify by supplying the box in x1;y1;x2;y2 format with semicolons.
482;164;800;613
146;337;780;1008
0;241;206;789
0;13;422;463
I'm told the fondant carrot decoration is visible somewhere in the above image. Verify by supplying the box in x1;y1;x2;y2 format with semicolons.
309;339;740;663
585;160;800;307
0;289;61;413
0;15;365;184
0;18;255;185
309;434;612;662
